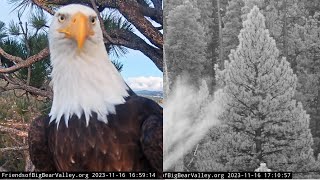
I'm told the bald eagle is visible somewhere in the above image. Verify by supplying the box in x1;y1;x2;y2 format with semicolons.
28;4;163;175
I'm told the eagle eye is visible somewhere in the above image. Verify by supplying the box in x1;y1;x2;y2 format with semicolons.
58;14;66;22
90;17;97;25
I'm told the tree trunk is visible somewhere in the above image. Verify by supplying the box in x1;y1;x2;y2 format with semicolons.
217;0;223;69
255;128;262;163
163;49;170;99
283;0;288;60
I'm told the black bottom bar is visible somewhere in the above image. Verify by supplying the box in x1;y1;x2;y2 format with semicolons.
0;172;293;179
163;172;293;179
0;172;158;179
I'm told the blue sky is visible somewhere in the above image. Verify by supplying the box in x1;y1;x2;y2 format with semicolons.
0;1;163;91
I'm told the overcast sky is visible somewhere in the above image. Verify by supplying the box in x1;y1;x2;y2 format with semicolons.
0;1;163;91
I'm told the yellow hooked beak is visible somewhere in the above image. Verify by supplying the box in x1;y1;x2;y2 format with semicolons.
58;12;94;50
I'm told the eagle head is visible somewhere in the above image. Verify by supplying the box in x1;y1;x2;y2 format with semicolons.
49;4;103;52
48;4;128;128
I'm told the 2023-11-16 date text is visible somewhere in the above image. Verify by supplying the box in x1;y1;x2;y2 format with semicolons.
163;172;292;179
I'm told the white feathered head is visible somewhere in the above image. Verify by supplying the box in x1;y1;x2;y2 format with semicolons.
48;4;128;128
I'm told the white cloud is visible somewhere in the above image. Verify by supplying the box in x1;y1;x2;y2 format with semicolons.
126;76;163;91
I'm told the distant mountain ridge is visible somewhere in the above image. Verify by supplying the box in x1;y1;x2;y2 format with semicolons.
134;90;163;97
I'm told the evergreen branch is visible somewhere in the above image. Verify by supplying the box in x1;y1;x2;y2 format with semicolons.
106;29;163;71
262;149;284;156
31;0;55;15
231;94;257;116
0;47;49;73
1;31;162;72
41;0;163;48
0;47;24;63
89;0;114;44
114;0;163;48
227;123;255;136
48;0;163;25
0;75;53;98
8;0;163;71
238;149;255;156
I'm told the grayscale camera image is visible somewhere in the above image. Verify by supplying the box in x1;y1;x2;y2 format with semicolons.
163;0;320;178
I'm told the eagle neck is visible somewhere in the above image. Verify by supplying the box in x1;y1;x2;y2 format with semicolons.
49;43;129;128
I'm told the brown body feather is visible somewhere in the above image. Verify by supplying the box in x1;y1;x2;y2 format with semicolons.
28;95;162;174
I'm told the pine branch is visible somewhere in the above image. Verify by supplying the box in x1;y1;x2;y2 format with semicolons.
6;0;163;71
0;47;49;73
0;80;53;98
38;0;163;48
0;47;24;63
0;74;53;98
47;0;163;25
107;29;163;71
31;0;55;15
114;0;163;48
89;0;114;44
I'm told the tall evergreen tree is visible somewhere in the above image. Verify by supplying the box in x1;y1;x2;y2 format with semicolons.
197;6;315;172
222;0;245;61
222;0;307;69
191;0;218;93
293;12;320;157
222;0;265;62
164;0;187;96
241;0;265;21
165;0;207;88
164;0;207;171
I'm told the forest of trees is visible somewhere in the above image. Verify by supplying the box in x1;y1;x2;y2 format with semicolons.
0;0;162;171
165;0;320;178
